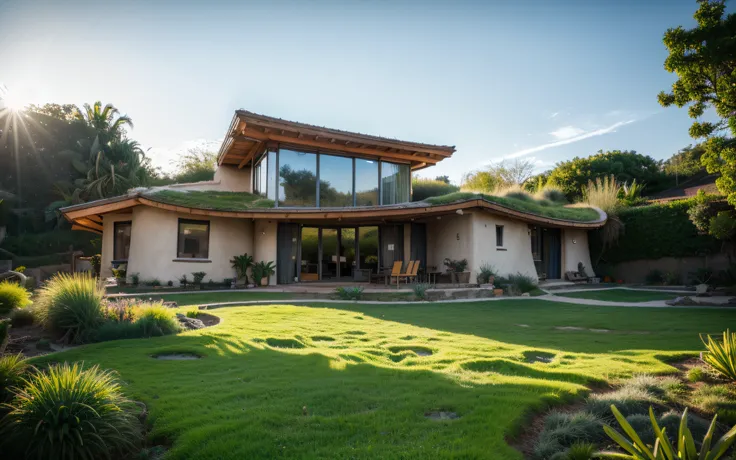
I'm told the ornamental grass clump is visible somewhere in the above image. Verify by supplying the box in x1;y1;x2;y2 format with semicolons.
0;281;31;314
0;362;142;460
701;330;736;382
0;353;30;403
34;273;106;344
135;303;181;337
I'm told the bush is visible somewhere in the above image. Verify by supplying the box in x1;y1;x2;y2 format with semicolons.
0;281;31;314
645;269;664;285
533;410;605;460
586;375;678;418
443;258;469;273
130;273;140;285
186;309;201;318
701;329;736;382
411;178;459;202
10;308;34;327
34;273;106;344
148;279;161;287
135;303;181;337
690;385;736;416
538;187;569;204
663;271;681;286
412;283;430;300
0;319;9;353
687;366;707;383
335;286;364;301
507;272;537;293
477;263;497;284
0;363;142;459
192;271;206;285
92;321;145;342
0;353;30;403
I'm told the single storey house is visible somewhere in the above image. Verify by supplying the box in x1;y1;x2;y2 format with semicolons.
61;110;606;286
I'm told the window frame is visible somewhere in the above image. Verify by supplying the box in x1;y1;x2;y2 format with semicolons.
112;221;132;262
176;218;211;260
495;225;504;248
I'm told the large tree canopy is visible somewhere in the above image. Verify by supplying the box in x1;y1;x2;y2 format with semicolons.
546;150;665;200
658;0;736;205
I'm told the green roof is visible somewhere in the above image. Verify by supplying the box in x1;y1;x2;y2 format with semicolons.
145;190;275;211
424;192;601;222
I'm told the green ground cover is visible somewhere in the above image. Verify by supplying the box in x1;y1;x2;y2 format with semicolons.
144;190;274;210
555;288;679;303
424;192;601;222
32;300;736;459
108;291;415;306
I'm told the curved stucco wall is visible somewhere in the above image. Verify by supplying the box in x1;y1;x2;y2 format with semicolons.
125;207;253;285
253;220;278;285
562;228;595;277
426;213;474;274
470;212;538;281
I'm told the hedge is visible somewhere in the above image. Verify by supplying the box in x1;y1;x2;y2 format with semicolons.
591;199;722;264
0;230;98;257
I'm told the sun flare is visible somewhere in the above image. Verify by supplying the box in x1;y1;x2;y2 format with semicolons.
0;84;28;112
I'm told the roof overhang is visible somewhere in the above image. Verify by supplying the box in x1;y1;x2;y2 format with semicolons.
61;194;607;231
217;110;456;171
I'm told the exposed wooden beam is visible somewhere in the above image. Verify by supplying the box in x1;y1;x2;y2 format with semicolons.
72;223;102;235
76;217;103;232
65;198;139;221
238;142;263;169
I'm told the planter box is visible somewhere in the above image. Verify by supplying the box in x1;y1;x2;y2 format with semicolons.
452;272;470;284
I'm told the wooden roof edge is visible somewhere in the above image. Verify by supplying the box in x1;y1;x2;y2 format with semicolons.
234;110;456;155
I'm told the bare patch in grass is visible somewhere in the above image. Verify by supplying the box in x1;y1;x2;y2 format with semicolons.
522;350;556;363
388;345;433;356
266;338;305;349
311;335;335;342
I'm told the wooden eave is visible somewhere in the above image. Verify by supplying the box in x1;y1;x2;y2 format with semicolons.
62;196;607;231
217;111;456;170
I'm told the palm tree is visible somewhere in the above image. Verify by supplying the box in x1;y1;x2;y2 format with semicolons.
76;101;133;141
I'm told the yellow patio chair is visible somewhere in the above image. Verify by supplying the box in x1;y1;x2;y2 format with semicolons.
393;260;416;288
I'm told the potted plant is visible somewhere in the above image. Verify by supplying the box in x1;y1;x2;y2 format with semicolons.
230;253;253;287
191;271;207;289
690;268;713;295
477;263;496;287
112;267;127;286
178;274;189;288
444;258;469;284
252;261;276;286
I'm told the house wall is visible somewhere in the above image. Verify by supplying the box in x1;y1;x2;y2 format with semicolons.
125;207;253;285
562;229;595;277
213;165;252;192
253;220;278;285
425;213;474;273
100;212;133;278
470;212;538;282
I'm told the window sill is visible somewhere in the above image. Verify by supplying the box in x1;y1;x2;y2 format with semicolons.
172;258;212;263
496;248;507;251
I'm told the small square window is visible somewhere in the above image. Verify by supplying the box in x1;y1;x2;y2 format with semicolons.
496;225;504;247
177;219;210;259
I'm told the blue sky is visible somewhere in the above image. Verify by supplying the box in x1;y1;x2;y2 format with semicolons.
0;0;717;182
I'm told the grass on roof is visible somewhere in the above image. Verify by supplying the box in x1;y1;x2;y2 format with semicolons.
145;190;274;210
32;299;736;458
425;192;601;222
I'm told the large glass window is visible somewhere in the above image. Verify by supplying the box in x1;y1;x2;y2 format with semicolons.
177;219;210;259
355;159;379;206
319;154;353;207
279;149;317;207
113;221;131;261
266;150;277;202
254;153;268;197
381;161;410;205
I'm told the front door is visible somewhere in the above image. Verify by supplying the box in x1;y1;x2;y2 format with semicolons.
544;228;562;279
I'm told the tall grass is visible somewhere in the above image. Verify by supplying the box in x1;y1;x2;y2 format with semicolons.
583;175;624;256
701;330;736;382
412;178;459;201
0;362;142;460
0;281;31;314
135;303;181;337
0;353;30;402
34;273;106;343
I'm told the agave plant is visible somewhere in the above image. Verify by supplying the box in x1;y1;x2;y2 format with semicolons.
701;330;736;382
596;405;736;459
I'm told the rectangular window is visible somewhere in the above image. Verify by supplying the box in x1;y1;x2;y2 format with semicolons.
355;159;379;206
496;225;504;247
267;150;277;202
278;149;317;206
113;221;132;261
319;154;354;207
177;219;210;259
380;161;410;205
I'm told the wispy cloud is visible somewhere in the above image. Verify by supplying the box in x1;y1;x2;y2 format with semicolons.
549;125;585;140
549;111;560;118
503;119;636;160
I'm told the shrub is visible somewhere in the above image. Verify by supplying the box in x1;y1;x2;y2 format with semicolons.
0;354;30;403
503;190;534;202
663;271;681;286
645;269;664;285
443;258;469;273
130;272;140;285
690;385;736;416
412;283;430;300
167;280;174;287
178;274;189;286
0;281;31;314
586;375;681;418
111;268;127;282
191;271;206;285
92;321;145;342
230;253;254;284
35;338;51;350
134;303;181;337
687;366;707;383
507;272;537;293
335;286;364;301
186;309;201;318
533;410;605;459
10;308;34;327
538;187;568;204
0;363;142;459
34;273;106;344
701;329;736;382
563;442;596;460
598;406;736;460
477;263;497;284
709;211;736;240
0;320;9;353
148;279;161;287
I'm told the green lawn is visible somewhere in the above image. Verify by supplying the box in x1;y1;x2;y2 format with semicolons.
35;300;735;459
555;288;680;302
107;291;415;306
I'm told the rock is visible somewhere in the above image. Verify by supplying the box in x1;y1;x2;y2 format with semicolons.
666;296;698;306
521;292;530;297
176;313;206;330
163;301;178;308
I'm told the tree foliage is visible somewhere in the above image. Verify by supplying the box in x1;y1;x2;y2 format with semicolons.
461;159;536;192
26;103;81;122
171;148;216;183
658;0;736;205
546;150;665;200
662;144;707;179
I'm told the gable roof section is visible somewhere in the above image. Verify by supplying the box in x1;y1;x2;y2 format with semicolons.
217;110;456;171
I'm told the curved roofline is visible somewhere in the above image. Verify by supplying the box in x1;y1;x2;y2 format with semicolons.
61;193;607;230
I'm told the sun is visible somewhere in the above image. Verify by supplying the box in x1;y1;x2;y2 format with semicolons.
0;84;28;112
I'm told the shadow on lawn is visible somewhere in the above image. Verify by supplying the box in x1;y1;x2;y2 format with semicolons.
33;333;578;459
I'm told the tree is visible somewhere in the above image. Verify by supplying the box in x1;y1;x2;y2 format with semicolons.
461;169;503;193
171;148;217;183
658;0;736;205
495;159;535;185
76;101;133;142
546;150;664;200
461;159;535;192
662;144;707;183
26;103;81;122
434;175;450;184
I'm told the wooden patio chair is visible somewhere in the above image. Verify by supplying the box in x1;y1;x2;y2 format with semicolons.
393;260;416;288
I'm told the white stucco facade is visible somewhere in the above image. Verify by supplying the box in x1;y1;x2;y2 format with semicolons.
470;212;538;281
562;228;595;277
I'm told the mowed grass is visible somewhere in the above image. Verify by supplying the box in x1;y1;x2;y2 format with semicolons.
108;291;415;306
555;288;679;303
33;300;736;459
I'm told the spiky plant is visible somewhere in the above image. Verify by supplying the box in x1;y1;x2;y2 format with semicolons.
134;302;181;337
0;363;142;460
34;272;106;343
583;175;625;260
0;353;30;402
0;280;31;314
701;330;736;382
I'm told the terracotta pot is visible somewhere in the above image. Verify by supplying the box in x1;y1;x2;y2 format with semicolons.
493;288;504;297
261;277;269;287
456;272;470;284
